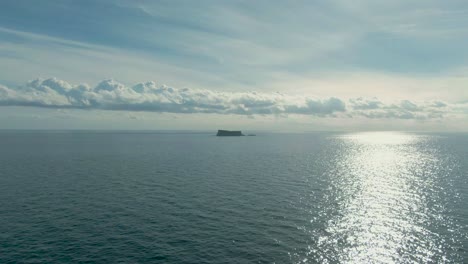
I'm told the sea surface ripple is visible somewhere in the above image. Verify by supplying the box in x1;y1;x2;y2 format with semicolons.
0;131;467;263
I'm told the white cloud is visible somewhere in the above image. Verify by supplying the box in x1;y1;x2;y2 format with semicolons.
348;98;465;120
0;78;347;116
1;78;467;122
349;97;383;110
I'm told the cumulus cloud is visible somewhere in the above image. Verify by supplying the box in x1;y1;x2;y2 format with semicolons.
0;78;346;116
0;78;465;120
348;98;463;120
349;97;383;110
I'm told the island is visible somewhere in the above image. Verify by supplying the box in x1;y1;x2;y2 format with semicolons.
216;130;244;136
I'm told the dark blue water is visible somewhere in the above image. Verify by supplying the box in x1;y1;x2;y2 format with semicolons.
0;131;467;263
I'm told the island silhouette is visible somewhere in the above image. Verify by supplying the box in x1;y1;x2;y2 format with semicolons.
216;130;244;136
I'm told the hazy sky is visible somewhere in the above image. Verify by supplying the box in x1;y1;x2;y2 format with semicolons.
0;0;467;131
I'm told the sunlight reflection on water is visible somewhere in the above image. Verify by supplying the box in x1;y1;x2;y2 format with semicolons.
316;132;459;263
0;132;465;263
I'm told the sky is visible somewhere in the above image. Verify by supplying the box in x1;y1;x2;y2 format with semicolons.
0;0;467;131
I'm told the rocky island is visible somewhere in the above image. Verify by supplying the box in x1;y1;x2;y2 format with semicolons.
216;130;244;136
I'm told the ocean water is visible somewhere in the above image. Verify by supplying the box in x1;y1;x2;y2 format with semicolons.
0;131;467;263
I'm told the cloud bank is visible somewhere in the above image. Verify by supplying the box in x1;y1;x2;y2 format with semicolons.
0;78;466;119
348;97;462;120
0;78;346;116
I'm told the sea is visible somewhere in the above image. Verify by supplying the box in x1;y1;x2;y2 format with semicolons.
0;131;467;263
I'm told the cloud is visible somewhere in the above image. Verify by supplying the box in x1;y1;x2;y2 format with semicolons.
0;78;347;116
349;97;383;110
348;98;464;120
430;101;447;108
1;78;466;121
